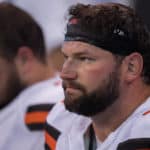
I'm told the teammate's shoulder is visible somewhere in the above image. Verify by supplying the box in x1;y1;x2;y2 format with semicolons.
25;103;54;131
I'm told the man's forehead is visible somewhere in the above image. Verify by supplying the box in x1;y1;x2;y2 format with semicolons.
62;41;99;51
62;41;109;56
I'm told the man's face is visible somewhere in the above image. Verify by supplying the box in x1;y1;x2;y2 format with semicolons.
61;41;121;116
0;57;24;108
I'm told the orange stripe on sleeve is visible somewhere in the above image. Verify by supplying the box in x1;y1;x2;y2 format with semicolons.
143;110;150;116
25;112;49;124
45;132;56;150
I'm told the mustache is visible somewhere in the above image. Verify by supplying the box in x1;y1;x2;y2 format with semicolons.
62;81;86;92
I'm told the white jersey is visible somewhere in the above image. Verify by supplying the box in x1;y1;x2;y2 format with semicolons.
45;101;91;150
46;97;150;150
0;75;64;150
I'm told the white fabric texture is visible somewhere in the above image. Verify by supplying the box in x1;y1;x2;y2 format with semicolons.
47;97;150;150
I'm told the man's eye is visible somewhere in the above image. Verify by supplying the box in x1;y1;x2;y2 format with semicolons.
78;57;94;62
63;55;68;60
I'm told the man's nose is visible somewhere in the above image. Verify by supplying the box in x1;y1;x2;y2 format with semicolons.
60;61;77;80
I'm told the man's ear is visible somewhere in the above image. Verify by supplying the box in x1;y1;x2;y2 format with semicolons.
14;46;35;76
16;46;34;65
123;52;143;83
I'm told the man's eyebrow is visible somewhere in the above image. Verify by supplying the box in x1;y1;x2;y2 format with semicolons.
73;51;91;57
70;49;93;56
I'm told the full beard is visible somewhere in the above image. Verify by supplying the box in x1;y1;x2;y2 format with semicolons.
63;69;120;117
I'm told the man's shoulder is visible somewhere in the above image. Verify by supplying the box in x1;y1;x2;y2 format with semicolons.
116;111;150;150
129;108;150;137
118;100;150;140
